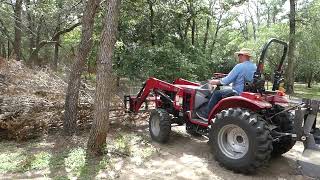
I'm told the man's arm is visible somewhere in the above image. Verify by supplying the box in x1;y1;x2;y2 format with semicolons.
210;65;241;85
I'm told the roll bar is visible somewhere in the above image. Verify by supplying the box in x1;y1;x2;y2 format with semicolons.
257;38;288;73
254;38;288;92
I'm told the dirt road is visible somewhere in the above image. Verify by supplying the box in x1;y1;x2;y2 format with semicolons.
120;125;310;180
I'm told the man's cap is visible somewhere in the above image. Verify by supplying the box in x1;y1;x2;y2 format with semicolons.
234;48;252;57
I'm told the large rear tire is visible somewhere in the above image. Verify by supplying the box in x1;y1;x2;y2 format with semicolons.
149;109;171;143
209;108;273;174
271;112;296;156
272;136;295;156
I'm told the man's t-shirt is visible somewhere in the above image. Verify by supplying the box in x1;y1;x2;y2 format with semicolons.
220;60;257;94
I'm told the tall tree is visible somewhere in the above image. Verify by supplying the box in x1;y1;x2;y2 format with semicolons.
147;0;155;46
13;0;23;61
52;0;64;71
203;0;214;50
87;0;120;155
25;0;35;56
63;0;101;135
285;0;296;94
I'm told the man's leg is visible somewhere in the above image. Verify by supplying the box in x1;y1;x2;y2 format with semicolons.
205;90;225;115
198;89;236;119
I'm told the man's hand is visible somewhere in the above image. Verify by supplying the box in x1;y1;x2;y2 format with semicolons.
209;79;221;85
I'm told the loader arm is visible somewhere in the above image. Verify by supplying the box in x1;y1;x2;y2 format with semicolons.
126;77;183;113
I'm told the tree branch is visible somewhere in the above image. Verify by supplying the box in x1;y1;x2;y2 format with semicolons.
28;22;82;63
52;22;82;40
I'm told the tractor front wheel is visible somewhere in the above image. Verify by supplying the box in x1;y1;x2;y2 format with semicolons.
149;109;171;143
209;108;273;174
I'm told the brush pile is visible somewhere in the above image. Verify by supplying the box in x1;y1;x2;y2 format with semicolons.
0;58;135;141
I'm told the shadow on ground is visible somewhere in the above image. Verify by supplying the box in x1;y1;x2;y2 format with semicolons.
119;124;306;180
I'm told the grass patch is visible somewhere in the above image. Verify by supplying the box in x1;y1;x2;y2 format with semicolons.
0;141;108;177
265;82;320;99
0;132;156;178
64;148;86;175
20;151;51;172
107;133;156;166
0;150;26;173
293;83;320;100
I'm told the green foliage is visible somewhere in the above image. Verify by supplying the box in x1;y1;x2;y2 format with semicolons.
1;0;320;86
117;43;196;81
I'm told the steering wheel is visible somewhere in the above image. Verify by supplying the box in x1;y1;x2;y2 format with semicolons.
199;80;222;91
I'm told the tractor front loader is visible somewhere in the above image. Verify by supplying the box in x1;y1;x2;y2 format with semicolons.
124;38;320;177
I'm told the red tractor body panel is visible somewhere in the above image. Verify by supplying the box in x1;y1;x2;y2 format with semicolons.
208;93;273;123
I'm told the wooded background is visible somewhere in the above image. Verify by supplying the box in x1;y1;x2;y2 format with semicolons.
1;0;319;87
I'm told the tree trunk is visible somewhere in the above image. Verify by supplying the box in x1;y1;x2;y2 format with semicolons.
53;0;63;71
25;0;35;56
249;15;257;41
209;13;223;56
29;16;44;67
13;0;23;61
0;42;2;57
203;17;210;50
87;0;120;155
7;40;10;59
148;0;155;46
272;6;277;24
53;38;59;71
184;18;191;42
285;0;296;94
1;43;6;58
63;0;101;135
191;17;196;46
256;1;260;27
307;73;312;88
247;5;257;41
267;6;270;27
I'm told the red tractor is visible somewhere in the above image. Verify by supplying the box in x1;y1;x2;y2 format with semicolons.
124;39;320;175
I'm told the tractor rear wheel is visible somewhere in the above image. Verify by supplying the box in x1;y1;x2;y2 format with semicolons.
272;136;295;156
272;112;296;156
209;108;273;174
149;109;171;143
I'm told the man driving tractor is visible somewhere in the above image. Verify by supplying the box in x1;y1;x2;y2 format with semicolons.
196;48;257;120
125;39;320;176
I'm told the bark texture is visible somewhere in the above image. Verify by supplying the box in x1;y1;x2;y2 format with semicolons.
63;0;101;135
148;0;155;46
25;0;35;56
203;17;210;50
285;0;296;94
87;0;120;155
191;18;196;46
14;0;23;61
53;0;63;71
